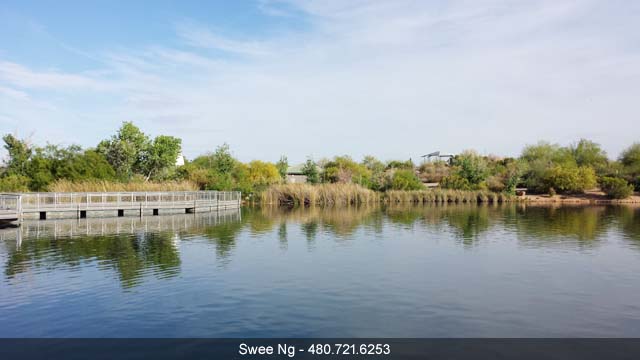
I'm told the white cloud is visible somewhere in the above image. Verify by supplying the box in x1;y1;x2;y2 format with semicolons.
1;0;639;162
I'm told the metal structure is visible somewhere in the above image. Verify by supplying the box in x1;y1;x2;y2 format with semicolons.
421;151;455;162
0;191;241;222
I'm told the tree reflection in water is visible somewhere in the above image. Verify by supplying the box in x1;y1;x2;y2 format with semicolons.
3;205;640;288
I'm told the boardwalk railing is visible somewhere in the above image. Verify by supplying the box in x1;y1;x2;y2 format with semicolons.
0;193;22;222
1;191;241;221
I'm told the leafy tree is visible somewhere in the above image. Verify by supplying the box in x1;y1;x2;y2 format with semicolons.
302;158;320;184
276;155;288;181
247;160;281;187
390;169;424;190
2;134;32;176
453;150;487;185
97;122;150;178
571;139;608;172
362;155;386;191
140;135;182;180
323;155;371;186
620;143;640;190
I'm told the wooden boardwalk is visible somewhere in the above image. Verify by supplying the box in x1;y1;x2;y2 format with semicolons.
0;191;241;222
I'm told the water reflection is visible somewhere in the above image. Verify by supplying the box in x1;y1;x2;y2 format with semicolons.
1;210;241;288
2;205;640;289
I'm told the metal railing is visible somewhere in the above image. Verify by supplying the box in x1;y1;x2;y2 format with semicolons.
0;193;22;213
17;191;241;212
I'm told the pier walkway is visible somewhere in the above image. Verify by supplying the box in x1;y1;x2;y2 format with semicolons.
0;191;241;222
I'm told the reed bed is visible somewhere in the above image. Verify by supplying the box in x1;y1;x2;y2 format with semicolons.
384;189;513;204
261;183;379;206
47;179;199;192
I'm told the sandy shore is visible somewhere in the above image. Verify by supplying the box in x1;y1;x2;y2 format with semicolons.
523;190;640;204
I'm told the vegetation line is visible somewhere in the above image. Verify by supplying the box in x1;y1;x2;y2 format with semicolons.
1;122;639;201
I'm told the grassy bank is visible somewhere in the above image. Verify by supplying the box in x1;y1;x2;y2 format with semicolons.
47;179;198;192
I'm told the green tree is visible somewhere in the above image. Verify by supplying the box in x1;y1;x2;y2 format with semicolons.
2;134;32;176
302;158;320;184
97;122;150;178
390;169;424;190
620;143;640;190
362;155;386;191
247;160;281;187
453;150;487;185
276;155;288;181
140;135;182;180
571;139;608;172
323;155;371;186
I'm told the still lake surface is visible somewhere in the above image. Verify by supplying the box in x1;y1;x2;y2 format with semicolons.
1;204;640;337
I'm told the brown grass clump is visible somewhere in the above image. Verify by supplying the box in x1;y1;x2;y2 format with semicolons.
261;183;379;206
47;179;199;192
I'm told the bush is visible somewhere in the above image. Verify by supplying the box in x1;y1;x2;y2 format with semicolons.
0;174;30;192
600;177;634;199
440;174;472;190
543;166;597;194
389;169;424;190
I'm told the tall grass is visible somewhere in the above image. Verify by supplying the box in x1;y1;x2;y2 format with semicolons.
261;183;379;206
48;179;199;192
384;189;514;204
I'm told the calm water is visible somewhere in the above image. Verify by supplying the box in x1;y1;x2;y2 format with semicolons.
1;205;640;337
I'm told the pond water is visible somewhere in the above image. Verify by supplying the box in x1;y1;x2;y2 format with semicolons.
1;205;640;337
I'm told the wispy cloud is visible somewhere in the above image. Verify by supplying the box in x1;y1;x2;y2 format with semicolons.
176;21;273;56
1;0;638;161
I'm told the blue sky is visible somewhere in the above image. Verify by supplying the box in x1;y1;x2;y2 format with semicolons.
1;0;639;163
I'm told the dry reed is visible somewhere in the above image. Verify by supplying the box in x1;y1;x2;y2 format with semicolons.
261;183;379;206
47;179;199;192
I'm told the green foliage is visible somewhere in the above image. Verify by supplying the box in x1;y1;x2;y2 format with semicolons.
97;121;150;178
386;159;414;170
620;143;640;190
140;135;182;180
440;174;472;190
97;122;180;180
302;158;320;184
543;166;597;194
452;150;488;185
247;160;281;188
417;161;450;183
323;155;371;186
571;139;608;171
2;134;32;176
362;155;386;191
0;174;30;192
276;155;288;180
600;177;634;199
390;169;424;190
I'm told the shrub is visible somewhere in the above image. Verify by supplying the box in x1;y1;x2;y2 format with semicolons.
389;169;424;190
600;177;634;199
0;174;30;192
440;174;472;190
543;166;597;194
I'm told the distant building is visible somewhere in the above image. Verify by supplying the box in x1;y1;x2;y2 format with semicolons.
421;151;454;163
175;153;185;167
286;164;308;183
